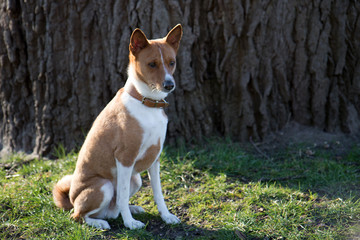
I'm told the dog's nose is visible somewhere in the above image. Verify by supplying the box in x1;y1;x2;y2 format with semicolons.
163;79;175;91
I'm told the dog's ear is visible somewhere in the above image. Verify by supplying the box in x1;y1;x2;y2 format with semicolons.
165;24;183;53
130;28;149;55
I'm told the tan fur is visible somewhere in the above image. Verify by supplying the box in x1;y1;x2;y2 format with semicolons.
129;42;177;91
129;26;181;93
51;88;144;220
53;175;73;210
71;177;107;220
53;25;182;226
69;88;143;218
134;139;161;173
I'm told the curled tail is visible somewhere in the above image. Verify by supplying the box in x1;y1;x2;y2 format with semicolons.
53;175;73;210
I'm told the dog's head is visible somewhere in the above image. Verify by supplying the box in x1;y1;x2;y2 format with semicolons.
128;24;182;98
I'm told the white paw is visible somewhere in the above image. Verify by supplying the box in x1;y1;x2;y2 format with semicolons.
129;205;145;214
106;207;120;219
85;218;111;230
124;219;145;230
161;213;181;224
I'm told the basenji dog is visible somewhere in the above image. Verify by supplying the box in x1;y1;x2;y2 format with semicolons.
53;24;182;230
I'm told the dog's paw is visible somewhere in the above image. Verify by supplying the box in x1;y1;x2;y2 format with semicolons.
106;209;120;219
106;206;121;219
161;213;181;224
85;218;111;230
129;205;145;214
124;219;145;230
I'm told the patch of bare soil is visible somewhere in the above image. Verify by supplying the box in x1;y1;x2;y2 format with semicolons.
104;218;218;240
250;121;360;157
0;154;44;178
145;219;207;239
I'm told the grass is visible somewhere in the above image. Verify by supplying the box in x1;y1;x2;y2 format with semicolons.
0;139;359;239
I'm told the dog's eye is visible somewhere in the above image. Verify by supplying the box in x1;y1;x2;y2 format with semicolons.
169;61;175;67
148;62;157;68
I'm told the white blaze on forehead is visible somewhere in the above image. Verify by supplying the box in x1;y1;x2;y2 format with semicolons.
158;47;174;81
158;47;169;74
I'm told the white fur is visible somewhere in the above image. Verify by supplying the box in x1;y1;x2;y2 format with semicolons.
115;159;145;230
126;65;168;100
129;205;145;214
84;217;111;230
105;172;143;220
158;47;176;88
84;181;113;229
148;160;180;224
129;174;142;197
121;91;168;165
158;47;168;74
70;26;182;231
109;80;179;229
79;85;174;230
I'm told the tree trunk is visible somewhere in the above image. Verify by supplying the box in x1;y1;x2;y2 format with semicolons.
1;0;359;156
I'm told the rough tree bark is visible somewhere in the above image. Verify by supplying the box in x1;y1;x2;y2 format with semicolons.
0;0;359;156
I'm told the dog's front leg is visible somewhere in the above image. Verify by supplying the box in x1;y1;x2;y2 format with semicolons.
115;159;145;229
148;160;181;224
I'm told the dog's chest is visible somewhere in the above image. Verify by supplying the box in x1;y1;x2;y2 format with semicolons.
122;93;168;172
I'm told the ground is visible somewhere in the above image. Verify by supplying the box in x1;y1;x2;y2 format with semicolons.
1;123;360;239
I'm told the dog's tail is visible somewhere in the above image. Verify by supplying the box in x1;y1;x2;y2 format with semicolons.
53;175;73;210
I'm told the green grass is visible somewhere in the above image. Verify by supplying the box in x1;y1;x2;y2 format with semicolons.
1;139;359;239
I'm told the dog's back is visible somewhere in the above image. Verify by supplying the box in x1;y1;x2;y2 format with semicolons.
53;24;182;230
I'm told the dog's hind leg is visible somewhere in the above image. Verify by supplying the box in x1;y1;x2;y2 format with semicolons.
130;173;142;197
107;171;145;219
71;179;113;229
129;173;145;214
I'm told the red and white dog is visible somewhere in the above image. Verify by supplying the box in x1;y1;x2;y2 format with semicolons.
53;24;182;230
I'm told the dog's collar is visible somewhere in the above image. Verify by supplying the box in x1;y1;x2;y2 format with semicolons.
126;84;169;108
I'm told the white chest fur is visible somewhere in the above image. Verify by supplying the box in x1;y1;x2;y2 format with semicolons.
121;92;168;167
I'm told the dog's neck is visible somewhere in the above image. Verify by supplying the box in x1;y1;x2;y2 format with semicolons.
125;83;169;108
125;65;168;101
124;65;170;108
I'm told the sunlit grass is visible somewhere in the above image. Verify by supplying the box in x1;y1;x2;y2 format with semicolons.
1;140;359;239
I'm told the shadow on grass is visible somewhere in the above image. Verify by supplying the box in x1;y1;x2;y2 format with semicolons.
105;212;261;240
173;139;360;201
152;139;360;239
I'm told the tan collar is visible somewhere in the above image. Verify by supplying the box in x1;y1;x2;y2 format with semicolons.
126;84;169;108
